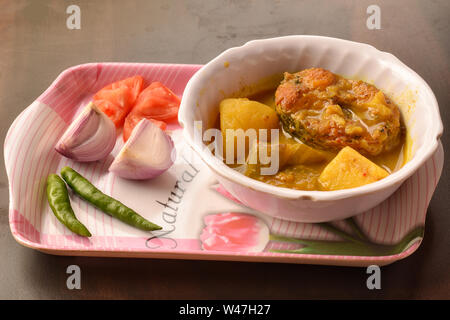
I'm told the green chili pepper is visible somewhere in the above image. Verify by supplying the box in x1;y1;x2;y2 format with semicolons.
60;166;162;231
46;174;91;237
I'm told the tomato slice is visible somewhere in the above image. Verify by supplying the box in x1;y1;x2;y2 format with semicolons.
123;114;167;142
132;82;181;121
122;82;180;141
109;75;145;103
93;75;145;127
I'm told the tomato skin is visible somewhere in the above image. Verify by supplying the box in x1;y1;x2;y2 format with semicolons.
93;75;145;127
122;82;180;141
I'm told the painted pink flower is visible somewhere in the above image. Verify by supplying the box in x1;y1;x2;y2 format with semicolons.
200;212;269;252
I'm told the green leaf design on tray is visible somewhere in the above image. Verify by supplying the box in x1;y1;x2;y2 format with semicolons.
269;218;424;256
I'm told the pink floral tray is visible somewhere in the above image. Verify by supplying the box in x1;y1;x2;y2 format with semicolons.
4;63;444;267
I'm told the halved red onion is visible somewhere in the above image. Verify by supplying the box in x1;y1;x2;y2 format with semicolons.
55;102;116;162
109;119;175;180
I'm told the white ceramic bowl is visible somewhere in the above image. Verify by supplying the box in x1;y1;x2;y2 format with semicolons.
179;35;443;222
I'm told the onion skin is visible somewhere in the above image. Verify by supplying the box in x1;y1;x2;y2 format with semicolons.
55;102;116;162
109;119;175;180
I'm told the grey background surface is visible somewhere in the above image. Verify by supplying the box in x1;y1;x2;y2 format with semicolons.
0;0;448;299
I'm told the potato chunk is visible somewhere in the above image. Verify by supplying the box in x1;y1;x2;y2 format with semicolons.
318;146;389;190
220;98;279;132
220;98;279;160
245;139;330;177
278;135;333;166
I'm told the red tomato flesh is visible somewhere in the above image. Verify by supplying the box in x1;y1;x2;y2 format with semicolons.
123;82;180;141
93;75;144;127
123;116;167;142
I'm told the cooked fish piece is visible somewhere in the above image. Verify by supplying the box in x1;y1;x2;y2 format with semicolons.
275;68;402;156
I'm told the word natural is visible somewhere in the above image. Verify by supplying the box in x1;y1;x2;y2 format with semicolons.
145;156;200;249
